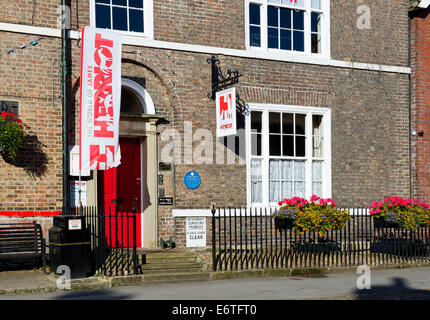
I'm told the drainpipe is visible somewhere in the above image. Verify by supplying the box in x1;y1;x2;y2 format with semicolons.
61;0;70;212
408;12;413;199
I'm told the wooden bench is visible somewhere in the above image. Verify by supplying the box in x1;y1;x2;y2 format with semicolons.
0;222;47;273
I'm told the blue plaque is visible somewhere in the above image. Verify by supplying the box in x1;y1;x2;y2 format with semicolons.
184;171;201;190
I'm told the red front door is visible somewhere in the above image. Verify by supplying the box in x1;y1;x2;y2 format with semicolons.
99;138;142;247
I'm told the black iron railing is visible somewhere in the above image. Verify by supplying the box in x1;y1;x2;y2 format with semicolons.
211;207;430;271
64;206;138;276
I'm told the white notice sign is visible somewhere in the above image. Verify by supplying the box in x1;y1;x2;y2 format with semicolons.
186;217;206;247
68;219;82;231
70;181;87;207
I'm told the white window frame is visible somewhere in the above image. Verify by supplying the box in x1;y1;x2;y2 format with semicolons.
244;0;331;59
245;104;332;207
90;0;154;39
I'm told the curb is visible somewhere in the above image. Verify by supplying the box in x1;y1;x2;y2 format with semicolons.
2;262;430;296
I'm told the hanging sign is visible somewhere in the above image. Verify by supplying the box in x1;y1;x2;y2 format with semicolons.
79;26;123;172
216;87;236;137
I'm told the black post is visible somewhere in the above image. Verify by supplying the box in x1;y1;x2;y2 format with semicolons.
211;204;216;272
132;205;137;275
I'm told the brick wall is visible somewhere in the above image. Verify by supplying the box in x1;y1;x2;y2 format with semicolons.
0;1;412;245
411;7;430;203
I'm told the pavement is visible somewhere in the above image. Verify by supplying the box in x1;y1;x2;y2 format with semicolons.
1;266;430;300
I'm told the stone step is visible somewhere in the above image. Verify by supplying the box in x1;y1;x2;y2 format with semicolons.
144;257;197;264
144;252;199;259
139;267;206;274
141;271;211;284
140;262;204;270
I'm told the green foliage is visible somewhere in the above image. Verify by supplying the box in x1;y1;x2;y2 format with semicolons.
369;197;430;230
274;196;351;236
0;112;27;161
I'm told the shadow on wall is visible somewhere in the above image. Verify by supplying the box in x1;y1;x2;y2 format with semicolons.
355;277;430;300
2;132;48;179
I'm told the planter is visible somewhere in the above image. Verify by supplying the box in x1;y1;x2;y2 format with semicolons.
274;217;294;230
373;216;400;229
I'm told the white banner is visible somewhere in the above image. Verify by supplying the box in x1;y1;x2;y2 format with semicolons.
79;26;123;171
216;87;236;137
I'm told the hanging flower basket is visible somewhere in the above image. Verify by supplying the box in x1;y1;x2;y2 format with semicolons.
373;216;400;229
274;216;294;230
0;111;27;161
368;197;430;230
273;196;351;235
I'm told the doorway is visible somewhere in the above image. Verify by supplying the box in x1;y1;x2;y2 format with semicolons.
98;137;142;248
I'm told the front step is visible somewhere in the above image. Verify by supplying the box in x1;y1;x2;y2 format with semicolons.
135;250;208;283
141;271;211;284
140;262;204;270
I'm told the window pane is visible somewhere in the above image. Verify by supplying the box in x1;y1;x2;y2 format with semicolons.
295;0;305;7
270;181;280;202
251;134;262;156
268;6;278;27
296;136;306;157
311;0;321;10
96;0;109;4
293;31;304;51
112;0;127;5
294;161;305;180
268;27;279;49
129;0;144;9
311;33;321;54
250;26;261;47
95;4;111;29
282;181;293;199
129;9;144;33
269;135;281;156
313;136;323;158
312;182;322;197
249;3;261;25
280;8;291;28
295;114;306;134
282;135;294;156
251;159;262;180
294;182;305;197
269;160;280;180
121;87;145;114
313;115;323;135
251;159;262;203
293;10;304;30
251;111;262;133
269;112;281;133
312;161;322;181
311;12;321;33
280;29;292;50
282;113;294;134
281;160;293;179
112;7;128;31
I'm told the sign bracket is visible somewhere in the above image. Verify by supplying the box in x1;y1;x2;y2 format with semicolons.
207;55;242;100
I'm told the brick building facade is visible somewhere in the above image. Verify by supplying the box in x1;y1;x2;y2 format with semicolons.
0;0;419;248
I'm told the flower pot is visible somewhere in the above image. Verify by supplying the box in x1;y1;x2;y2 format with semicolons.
373;216;400;229
274;217;294;230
